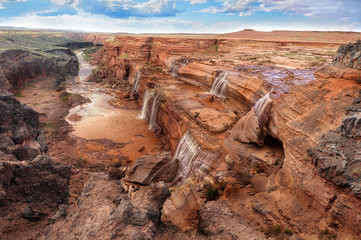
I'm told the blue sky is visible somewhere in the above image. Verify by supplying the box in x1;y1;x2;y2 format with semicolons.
0;0;360;33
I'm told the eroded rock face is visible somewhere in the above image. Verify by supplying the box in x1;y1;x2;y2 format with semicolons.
0;95;39;145
317;40;361;82
199;200;265;240
333;40;361;70
0;49;79;91
230;92;273;146
0;154;70;207
44;173;170;240
309;91;361;198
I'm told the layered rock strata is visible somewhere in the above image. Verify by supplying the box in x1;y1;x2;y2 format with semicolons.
88;36;361;238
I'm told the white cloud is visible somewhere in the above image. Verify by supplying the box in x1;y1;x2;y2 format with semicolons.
199;0;361;21
51;0;80;7
0;10;199;33
199;0;256;16
188;0;207;4
133;0;175;14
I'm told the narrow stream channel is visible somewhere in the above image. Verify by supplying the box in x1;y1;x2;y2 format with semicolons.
66;50;160;162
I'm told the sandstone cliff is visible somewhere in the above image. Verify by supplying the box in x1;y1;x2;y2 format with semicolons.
49;35;361;239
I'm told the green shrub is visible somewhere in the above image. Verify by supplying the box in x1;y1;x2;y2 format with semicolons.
262;224;282;238
284;228;293;235
204;184;218;201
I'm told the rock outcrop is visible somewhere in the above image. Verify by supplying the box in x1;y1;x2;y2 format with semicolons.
127;152;178;185
0;94;71;207
309;90;361;198
0;94;40;159
317;40;361;82
333;40;361;70
43;173;170;240
0;154;71;207
199;200;265;240
0;49;78;92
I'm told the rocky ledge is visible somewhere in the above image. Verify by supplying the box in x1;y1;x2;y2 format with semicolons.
317;39;361;82
309;90;361;198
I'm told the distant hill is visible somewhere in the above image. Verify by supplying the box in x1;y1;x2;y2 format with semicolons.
220;29;361;43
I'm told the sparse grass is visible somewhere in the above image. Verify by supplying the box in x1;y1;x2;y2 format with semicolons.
149;66;164;72
56;81;68;91
203;44;219;55
261;224;282;238
267;186;279;192
284;228;293;235
14;90;24;98
39;121;58;130
352;168;361;177
61;94;70;102
236;171;251;186
71;158;88;168
118;52;129;59
318;228;337;240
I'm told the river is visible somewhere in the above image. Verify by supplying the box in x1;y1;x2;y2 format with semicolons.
66;51;160;162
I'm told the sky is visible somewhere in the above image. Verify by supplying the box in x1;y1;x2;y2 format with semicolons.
0;0;360;33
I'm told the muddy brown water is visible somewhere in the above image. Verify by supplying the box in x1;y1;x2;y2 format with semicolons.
66;51;159;162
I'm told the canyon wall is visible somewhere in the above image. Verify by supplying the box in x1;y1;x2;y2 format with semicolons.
0;35;89;239
89;36;361;238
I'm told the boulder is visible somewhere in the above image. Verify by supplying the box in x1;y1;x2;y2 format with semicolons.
127;152;178;185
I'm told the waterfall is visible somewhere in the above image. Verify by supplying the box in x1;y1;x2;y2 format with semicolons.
139;88;161;130
130;71;141;96
169;59;189;77
148;91;161;130
169;62;179;77
210;71;229;97
254;91;272;117
139;89;152;119
171;131;217;185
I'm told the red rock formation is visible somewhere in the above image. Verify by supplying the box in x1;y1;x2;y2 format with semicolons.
87;36;361;238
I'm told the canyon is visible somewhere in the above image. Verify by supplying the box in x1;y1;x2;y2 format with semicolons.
0;30;361;239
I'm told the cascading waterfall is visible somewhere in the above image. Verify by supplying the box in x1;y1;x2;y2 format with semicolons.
172;131;217;185
169;59;189;77
148;91;161;130
139;88;161;130
210;71;229;97
130;71;141;96
139;88;152;119
169;62;179;77
254;91;272;117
